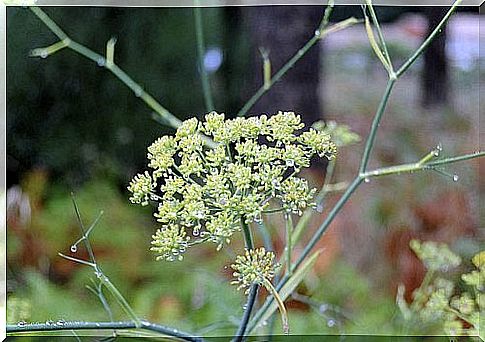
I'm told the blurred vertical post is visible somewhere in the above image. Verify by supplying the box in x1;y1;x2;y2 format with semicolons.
421;7;449;108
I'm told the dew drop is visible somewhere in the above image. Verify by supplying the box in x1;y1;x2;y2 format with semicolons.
319;304;328;313
70;245;77;253
262;320;268;326
242;304;248;310
17;321;26;327
40;50;48;59
314;30;321;37
327;319;336;327
97;57;106;67
364;177;370;183
56;320;65;326
45;320;54;326
286;159;295;167
436;143;443;152
134;87;143;97
452;174;459;182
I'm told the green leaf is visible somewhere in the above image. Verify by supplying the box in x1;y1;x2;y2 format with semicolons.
249;249;322;333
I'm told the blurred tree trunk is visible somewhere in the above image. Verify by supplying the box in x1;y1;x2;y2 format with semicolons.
421;7;449;108
243;6;324;126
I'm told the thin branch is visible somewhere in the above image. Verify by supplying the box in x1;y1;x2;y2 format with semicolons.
396;0;463;77
28;6;215;147
362;151;484;179
236;9;359;117
285;214;293;276
232;284;258;342
7;321;203;342
359;78;396;173
365;0;393;70
194;4;215;111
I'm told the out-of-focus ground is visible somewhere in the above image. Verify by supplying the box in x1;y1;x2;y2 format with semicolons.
5;9;483;337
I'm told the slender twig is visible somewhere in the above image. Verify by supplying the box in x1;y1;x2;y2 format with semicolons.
7;321;203;342
29;7;183;130
362;151;485;179
236;10;359;117
365;0;393;70
194;3;214;111
359;78;396;173
291;158;336;247
396;0;463;77
285;214;293;276
233;284;258;342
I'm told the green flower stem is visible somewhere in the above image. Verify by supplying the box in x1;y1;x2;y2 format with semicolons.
359;78;396;173
240;219;254;250
233;284;258;342
194;4;215;111
291;158;336;247
236;13;359;117
285;214;294;276
361;151;485;179
7;321;203;341
233;218;258;341
396;0;463;78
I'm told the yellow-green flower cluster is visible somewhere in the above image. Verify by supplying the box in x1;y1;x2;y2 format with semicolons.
405;241;484;337
128;111;336;261
231;247;278;294
410;239;461;272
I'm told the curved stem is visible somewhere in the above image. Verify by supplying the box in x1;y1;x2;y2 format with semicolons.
7;321;203;342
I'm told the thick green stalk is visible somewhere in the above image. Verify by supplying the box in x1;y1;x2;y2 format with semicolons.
194;5;215;111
